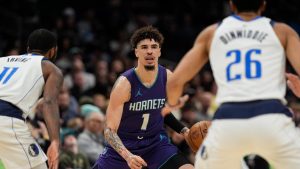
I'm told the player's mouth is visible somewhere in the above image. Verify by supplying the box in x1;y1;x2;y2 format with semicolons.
145;56;155;64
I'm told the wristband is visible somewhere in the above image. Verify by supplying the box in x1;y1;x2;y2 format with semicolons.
164;113;186;134
166;100;180;109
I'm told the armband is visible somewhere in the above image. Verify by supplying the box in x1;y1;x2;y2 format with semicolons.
164;113;186;134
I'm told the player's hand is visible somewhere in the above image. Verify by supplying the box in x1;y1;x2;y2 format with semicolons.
47;140;59;169
161;94;189;116
182;128;190;141
180;127;193;149
286;73;300;98
126;154;147;169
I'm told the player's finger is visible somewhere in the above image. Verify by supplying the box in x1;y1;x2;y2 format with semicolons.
286;73;299;82
287;77;300;97
181;94;189;102
53;160;58;169
137;157;147;167
131;161;142;169
48;160;53;169
178;94;189;107
133;156;146;167
49;159;58;169
287;80;294;88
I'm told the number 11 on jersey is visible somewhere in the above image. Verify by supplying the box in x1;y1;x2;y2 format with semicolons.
0;67;19;84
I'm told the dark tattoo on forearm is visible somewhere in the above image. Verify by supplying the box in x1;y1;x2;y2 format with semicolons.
104;127;130;159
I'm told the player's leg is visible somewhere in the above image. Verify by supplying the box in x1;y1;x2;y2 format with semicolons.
31;162;47;169
144;133;193;169
0;117;47;169
194;144;243;169
258;114;300;169
195;120;251;169
159;153;193;169
94;147;130;169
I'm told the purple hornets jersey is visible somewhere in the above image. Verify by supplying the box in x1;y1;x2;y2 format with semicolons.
95;65;178;169
118;65;166;141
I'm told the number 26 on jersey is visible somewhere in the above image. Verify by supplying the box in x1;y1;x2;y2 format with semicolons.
226;49;262;82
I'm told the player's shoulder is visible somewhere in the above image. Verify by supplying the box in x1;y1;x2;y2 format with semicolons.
200;23;218;36
195;23;218;43
110;75;131;101
273;22;297;35
41;60;63;79
114;76;131;91
272;21;299;46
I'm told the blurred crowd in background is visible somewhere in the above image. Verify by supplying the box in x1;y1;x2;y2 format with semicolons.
1;0;300;168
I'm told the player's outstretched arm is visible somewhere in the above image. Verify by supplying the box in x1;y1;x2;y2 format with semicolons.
166;24;216;106
274;23;300;98
41;60;63;169
104;76;147;169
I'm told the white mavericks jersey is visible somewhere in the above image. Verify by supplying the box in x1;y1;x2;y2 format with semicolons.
0;54;45;117
209;15;286;104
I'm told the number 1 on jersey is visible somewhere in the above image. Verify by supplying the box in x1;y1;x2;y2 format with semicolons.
0;67;19;84
141;113;150;130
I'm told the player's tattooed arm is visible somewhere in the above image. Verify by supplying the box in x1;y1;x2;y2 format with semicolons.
104;127;132;160
105;76;131;161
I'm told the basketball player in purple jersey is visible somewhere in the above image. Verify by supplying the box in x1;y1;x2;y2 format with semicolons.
93;26;194;169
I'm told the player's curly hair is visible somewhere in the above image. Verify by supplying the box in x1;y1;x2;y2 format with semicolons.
27;28;57;54
130;25;164;50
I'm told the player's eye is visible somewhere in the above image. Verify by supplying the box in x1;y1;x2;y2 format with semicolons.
151;45;158;49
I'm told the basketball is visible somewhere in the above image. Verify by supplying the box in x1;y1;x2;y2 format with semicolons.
186;121;211;153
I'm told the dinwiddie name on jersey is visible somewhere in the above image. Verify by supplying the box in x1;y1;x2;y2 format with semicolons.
129;98;165;111
219;29;268;44
7;57;31;62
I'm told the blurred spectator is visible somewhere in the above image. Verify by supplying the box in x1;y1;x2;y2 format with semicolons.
180;102;205;127
58;83;80;127
59;135;90;169
64;56;96;99
84;59;110;97
92;93;108;112
200;70;214;92
110;58;126;76
77;112;106;165
66;117;84;135
5;47;19;56
80;103;104;118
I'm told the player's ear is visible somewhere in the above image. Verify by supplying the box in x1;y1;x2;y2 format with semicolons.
48;47;55;57
229;0;237;13
260;1;266;13
46;47;57;61
134;48;139;58
158;50;161;58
